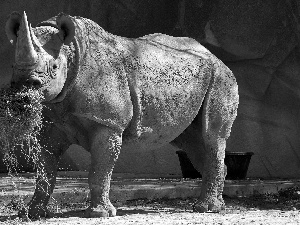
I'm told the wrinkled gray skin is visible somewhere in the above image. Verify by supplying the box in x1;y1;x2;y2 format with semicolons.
5;12;239;218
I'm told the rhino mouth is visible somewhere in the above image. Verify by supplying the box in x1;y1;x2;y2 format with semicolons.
0;88;44;153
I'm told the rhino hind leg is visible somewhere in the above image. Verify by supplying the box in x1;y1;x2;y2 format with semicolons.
19;122;71;219
84;125;122;218
194;70;239;213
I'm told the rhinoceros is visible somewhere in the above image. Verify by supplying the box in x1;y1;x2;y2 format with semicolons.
4;11;238;218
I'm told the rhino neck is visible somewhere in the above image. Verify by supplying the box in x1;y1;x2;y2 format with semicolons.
48;17;92;104
36;16;83;104
48;37;80;103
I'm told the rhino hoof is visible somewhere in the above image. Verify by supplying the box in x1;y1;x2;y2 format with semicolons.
85;205;117;218
18;206;52;220
193;201;225;213
193;203;208;213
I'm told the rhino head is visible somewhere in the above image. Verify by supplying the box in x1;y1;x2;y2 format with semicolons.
5;11;76;102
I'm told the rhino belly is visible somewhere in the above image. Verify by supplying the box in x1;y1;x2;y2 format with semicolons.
122;120;196;151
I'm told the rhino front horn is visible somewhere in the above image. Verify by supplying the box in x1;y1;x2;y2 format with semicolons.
15;11;38;66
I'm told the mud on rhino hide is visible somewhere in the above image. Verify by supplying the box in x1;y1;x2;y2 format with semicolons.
2;11;239;218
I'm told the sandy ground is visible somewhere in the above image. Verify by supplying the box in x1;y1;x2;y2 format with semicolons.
1;192;300;225
1;210;300;225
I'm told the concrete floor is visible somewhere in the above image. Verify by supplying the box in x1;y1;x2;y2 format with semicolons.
1;172;300;203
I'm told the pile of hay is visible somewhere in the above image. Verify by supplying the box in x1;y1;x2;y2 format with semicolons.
0;88;44;171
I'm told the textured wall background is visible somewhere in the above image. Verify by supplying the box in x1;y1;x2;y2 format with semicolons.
1;0;300;178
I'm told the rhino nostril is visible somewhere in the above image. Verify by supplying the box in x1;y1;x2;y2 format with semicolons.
11;81;16;88
26;77;42;88
11;81;23;90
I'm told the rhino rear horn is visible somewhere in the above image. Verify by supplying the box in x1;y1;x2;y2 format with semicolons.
56;13;75;45
5;11;22;45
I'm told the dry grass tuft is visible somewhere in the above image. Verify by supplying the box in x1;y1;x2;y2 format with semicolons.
0;88;44;173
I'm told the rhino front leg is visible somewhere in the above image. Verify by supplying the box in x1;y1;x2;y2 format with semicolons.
19;124;70;219
85;125;122;218
23;149;59;219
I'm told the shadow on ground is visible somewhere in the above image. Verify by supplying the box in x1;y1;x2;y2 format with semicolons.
1;187;300;223
0;208;162;223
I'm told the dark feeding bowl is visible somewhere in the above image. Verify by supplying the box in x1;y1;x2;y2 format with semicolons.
176;151;254;180
224;151;254;180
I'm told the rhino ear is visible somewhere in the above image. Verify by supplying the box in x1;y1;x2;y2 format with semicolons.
56;13;75;45
5;11;22;45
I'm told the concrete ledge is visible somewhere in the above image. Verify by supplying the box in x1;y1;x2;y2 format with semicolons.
1;172;300;204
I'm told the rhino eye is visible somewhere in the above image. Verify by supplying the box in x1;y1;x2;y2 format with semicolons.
48;60;59;78
52;64;58;70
